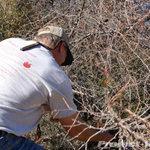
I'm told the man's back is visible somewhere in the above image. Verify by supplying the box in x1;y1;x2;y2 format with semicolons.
0;38;76;136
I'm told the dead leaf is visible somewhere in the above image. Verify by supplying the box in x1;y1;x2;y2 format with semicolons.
101;78;108;85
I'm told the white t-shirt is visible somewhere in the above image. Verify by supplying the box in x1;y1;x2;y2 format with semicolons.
0;38;77;136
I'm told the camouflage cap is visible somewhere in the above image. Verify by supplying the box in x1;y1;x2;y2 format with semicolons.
38;26;73;66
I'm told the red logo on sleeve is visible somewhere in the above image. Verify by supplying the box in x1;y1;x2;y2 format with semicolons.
23;62;31;68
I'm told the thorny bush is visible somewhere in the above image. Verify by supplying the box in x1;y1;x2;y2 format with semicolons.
0;0;150;149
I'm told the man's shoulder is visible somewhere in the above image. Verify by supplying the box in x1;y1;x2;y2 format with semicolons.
0;38;36;48
46;63;69;85
0;38;26;43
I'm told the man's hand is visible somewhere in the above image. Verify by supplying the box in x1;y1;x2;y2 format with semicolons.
108;129;119;142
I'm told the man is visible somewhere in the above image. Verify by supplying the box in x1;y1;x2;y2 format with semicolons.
0;26;113;149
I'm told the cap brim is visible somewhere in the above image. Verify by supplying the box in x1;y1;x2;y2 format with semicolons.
61;47;74;66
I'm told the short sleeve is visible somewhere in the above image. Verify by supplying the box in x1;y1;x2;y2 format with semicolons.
49;79;77;118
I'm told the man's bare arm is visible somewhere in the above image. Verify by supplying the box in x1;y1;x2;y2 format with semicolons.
59;112;113;142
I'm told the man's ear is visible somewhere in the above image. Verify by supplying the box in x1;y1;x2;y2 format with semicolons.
59;42;66;53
